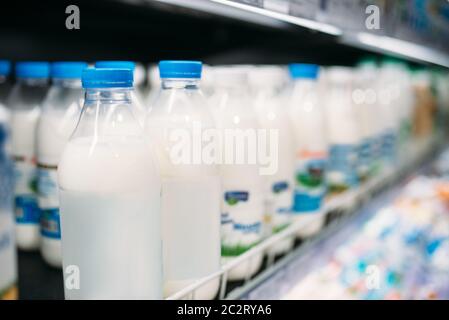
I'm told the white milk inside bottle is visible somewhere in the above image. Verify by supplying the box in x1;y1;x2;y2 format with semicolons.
145;61;221;299
0;67;18;299
208;67;264;281
249;66;295;255
8;62;49;250
36;62;87;268
58;68;162;299
288;64;327;238
323;67;359;193
95;61;146;126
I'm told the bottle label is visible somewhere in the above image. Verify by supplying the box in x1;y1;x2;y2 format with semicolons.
357;138;373;180
370;135;384;175
381;130;397;163
13;156;39;224
268;181;292;233
327;144;358;192
293;154;326;213
221;190;263;257
37;164;61;239
40;208;61;239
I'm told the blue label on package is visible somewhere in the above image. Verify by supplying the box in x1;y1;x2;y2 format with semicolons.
40;208;61;239
358;138;373;168
293;192;323;213
225;191;249;205
328;144;359;187
15;195;40;224
382;131;397;163
272;181;289;194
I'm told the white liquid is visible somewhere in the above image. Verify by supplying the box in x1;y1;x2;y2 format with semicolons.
146;101;221;299
60;190;161;299
11;109;41;250
162;176;221;299
58;136;162;299
37;109;79;267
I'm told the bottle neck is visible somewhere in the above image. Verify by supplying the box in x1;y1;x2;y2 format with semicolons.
18;77;48;86
85;87;133;103
53;78;82;88
161;78;200;90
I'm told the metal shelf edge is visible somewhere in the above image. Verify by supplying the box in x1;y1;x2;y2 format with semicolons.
147;0;449;68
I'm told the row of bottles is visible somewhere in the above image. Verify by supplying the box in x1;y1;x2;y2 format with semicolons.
0;60;17;300
0;58;448;300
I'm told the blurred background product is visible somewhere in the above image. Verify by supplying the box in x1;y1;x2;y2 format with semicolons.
9;62;49;251
36;62;87;268
0;59;17;300
250;65;295;256
323;66;360;193
288;63;327;238
209;66;265;281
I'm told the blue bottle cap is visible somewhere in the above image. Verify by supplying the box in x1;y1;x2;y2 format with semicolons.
51;62;88;79
95;61;136;71
16;62;50;79
159;60;202;79
82;68;133;88
0;60;11;76
288;63;319;79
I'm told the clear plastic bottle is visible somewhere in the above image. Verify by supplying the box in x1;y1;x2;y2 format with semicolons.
58;68;162;299
323;66;359;193
8;62;49;250
95;61;146;126
145;61;221;299
249;65;295;255
208;67;264;281
0;60;17;300
36;62;87;268
288;64;327;238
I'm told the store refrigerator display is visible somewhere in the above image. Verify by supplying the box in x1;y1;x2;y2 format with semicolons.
0;0;449;302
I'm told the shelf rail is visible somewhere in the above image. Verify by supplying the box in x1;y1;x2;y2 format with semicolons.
144;0;449;68
151;0;342;35
166;136;441;300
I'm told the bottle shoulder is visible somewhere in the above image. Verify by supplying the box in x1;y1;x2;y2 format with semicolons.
146;89;214;126
41;87;84;113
